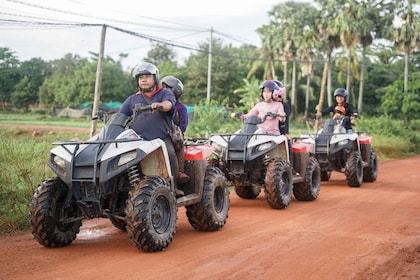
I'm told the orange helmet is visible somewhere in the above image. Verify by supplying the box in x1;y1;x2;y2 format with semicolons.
334;105;346;115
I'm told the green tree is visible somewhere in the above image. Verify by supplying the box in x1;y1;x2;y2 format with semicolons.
144;43;176;66
11;58;52;109
39;54;87;108
391;2;420;124
11;76;35;109
183;38;249;106
233;77;262;110
261;1;319;117
0;47;21;110
314;0;342;111
329;0;361;95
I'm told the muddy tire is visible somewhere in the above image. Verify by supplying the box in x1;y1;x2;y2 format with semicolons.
234;185;261;199
320;170;331;181
293;157;320;201
264;158;293;209
345;151;363;187
29;177;82;248
363;149;378;182
109;217;127;231
125;176;177;252
186;167;230;231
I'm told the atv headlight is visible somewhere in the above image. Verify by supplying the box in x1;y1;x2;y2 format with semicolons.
256;143;273;152
53;155;66;169
118;151;137;166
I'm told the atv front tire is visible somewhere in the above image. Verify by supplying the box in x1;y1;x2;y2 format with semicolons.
264;158;293;209
29;177;82;248
186;167;230;231
345;151;363;187
363;149;378;182
293;157;320;201
125;176;177;252
234;185;261;199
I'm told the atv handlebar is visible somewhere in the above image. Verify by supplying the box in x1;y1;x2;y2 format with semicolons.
127;104;164;127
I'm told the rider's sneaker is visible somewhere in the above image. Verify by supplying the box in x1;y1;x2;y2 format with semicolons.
175;188;185;196
178;172;190;185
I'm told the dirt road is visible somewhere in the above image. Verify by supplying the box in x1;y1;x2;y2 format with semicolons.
0;125;419;279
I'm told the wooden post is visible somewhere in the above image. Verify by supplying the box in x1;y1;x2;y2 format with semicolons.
90;25;106;137
315;60;328;130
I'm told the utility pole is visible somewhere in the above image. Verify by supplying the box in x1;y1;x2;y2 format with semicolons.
90;25;106;137
206;27;213;102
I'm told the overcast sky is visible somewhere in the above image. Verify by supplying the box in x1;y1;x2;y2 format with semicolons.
1;0;292;70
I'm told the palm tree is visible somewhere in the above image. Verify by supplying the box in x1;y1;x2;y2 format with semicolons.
265;1;318;118
297;26;320;118
252;25;280;80
356;0;395;114
330;0;361;95
315;0;342;115
391;6;420;124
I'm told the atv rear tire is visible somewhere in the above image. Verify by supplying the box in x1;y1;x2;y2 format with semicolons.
293;157;320;201
125;176;177;252
109;217;127;231
345;151;363;187
363;149;378;182
186;167;230;231
234;185;261;199
264;158;293;209
29;177;82;248
320;170;331;181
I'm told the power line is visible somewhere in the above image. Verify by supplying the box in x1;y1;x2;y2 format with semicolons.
4;0;257;47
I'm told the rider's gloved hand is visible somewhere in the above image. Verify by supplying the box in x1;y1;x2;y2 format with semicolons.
230;112;243;119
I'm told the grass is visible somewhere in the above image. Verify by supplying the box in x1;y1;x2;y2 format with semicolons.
0;112;98;128
0;127;90;235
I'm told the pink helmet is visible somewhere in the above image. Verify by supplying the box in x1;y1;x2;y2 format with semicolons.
272;80;285;99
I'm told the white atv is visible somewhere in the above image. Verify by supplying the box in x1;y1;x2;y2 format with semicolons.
209;112;320;209
301;116;378;187
29;105;230;252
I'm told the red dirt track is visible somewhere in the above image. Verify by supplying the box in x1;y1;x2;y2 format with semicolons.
0;124;419;279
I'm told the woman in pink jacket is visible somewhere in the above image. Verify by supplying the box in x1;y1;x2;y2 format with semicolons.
233;80;286;135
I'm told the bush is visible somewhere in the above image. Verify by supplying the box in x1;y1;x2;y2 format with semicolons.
0;128;87;235
356;115;419;158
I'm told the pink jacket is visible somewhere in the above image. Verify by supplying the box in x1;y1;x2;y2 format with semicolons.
242;101;286;135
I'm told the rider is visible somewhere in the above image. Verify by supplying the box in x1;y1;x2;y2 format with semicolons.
161;75;189;136
232;80;286;135
316;88;357;132
119;62;189;196
273;80;293;167
272;80;290;138
333;105;347;133
161;75;189;190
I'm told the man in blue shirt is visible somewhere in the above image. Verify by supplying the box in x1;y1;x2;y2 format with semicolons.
119;63;189;195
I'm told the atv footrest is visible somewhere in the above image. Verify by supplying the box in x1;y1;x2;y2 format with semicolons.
176;193;200;207
292;175;304;184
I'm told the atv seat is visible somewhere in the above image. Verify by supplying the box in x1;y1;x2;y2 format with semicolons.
315;119;335;154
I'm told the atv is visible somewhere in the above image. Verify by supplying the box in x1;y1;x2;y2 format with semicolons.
301;116;378;187
29;105;230;252
208;112;320;209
